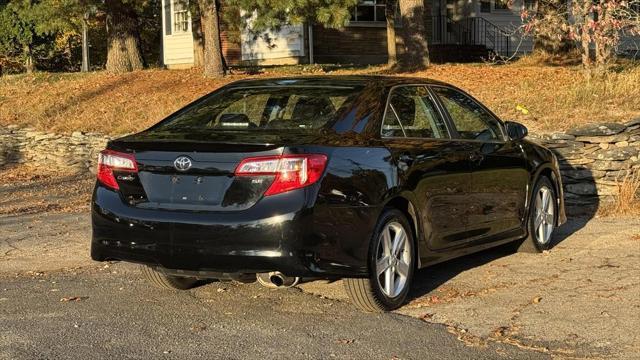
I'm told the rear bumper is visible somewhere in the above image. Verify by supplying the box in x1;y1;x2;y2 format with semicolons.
91;184;377;278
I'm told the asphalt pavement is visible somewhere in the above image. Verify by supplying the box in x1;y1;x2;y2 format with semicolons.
0;263;548;360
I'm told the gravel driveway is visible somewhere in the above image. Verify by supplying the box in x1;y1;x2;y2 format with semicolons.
1;166;638;359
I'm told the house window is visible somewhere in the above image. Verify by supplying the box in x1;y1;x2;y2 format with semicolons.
350;0;386;23
480;0;491;12
494;0;510;10
173;0;189;33
523;0;536;10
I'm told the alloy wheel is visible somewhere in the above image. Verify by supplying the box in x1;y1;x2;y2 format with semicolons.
375;222;412;298
534;186;555;245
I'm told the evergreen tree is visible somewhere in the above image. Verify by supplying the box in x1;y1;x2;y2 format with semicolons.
0;0;67;72
226;0;358;31
226;0;428;70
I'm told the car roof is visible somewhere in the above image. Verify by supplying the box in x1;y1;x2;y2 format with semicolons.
225;75;451;89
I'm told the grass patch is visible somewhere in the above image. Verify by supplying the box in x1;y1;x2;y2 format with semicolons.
1;62;639;135
598;173;640;217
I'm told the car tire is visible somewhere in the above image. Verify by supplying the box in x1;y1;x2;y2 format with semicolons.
140;265;198;290
344;208;415;312
517;176;558;253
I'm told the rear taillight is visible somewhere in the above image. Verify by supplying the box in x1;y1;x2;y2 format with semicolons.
235;154;328;196
97;150;138;190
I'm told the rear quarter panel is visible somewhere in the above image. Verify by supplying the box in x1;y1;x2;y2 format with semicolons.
301;145;396;272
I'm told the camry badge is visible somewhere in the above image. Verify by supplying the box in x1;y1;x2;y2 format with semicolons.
174;156;193;172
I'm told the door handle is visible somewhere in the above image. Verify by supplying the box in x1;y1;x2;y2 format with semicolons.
398;153;414;170
399;154;414;163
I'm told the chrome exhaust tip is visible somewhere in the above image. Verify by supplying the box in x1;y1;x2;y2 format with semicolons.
257;272;300;288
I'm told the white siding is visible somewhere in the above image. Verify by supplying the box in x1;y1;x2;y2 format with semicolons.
619;33;640;57
471;0;640;57
471;0;534;54
164;33;195;65
241;20;305;62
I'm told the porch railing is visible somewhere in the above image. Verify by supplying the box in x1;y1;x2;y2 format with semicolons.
428;16;512;58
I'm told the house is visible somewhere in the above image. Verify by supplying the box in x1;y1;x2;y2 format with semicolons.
160;0;636;68
161;0;308;68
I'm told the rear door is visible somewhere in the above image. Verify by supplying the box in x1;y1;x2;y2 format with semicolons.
380;85;474;250
431;86;529;242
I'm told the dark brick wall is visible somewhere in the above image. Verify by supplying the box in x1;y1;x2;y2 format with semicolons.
312;25;389;64
312;0;435;64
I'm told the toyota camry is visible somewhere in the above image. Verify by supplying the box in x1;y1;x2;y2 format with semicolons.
91;76;566;312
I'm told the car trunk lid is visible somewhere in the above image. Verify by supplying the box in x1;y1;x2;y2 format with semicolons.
107;131;285;211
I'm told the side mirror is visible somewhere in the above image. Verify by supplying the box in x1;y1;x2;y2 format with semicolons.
505;121;528;140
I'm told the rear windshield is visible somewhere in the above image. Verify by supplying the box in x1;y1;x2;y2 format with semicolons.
153;85;364;132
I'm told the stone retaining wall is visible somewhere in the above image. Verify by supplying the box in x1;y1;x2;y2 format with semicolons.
529;119;640;204
0;125;110;174
1;120;639;205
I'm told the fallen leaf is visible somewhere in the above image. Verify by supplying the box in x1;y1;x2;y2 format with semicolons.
190;323;207;332
493;326;510;337
60;296;87;302
335;338;355;345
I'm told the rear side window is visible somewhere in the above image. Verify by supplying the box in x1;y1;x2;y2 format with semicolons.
431;86;504;142
381;86;448;139
153;86;363;132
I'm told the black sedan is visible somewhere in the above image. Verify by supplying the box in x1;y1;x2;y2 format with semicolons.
91;76;566;312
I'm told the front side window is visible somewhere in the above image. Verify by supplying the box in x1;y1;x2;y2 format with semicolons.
153;86;363;132
523;0;536;10
173;0;190;33
494;0;510;10
350;0;388;22
382;86;448;139
481;0;510;12
432;87;503;142
480;0;491;12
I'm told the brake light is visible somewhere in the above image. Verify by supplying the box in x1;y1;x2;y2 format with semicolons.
235;154;328;196
97;150;138;190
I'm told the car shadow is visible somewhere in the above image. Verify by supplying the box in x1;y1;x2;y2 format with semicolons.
548;149;600;244
405;213;594;303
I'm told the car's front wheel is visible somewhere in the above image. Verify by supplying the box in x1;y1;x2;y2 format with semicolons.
518;176;557;253
344;208;415;312
140;265;198;290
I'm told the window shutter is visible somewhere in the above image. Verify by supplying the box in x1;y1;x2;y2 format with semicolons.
164;0;172;35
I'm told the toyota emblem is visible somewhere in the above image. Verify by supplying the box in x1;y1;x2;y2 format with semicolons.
174;156;193;171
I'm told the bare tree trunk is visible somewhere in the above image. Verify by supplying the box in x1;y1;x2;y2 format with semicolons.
398;0;429;71
579;0;593;68
23;44;34;73
197;0;225;78
192;9;205;67
581;26;591;67
105;0;145;73
594;8;613;69
386;0;398;68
